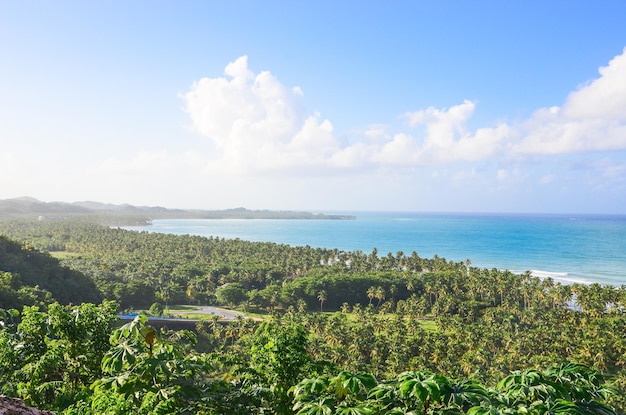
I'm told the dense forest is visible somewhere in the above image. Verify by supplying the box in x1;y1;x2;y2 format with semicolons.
1;218;625;414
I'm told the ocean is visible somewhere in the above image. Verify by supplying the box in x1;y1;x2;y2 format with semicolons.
124;212;626;286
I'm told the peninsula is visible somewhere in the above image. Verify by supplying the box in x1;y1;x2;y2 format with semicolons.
0;197;355;225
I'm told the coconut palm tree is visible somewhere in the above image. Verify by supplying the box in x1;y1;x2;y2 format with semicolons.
367;286;377;305
375;286;386;308
317;290;327;312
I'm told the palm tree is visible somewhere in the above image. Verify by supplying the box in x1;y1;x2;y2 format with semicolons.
389;284;398;302
368;247;379;271
367;286;377;305
340;302;351;314
375;286;386;308
317;290;327;312
297;298;308;313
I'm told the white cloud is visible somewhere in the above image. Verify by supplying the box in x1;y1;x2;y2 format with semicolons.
374;133;421;165
182;51;626;178
329;142;375;168
6;50;626;213
183;58;513;174
513;48;626;155
562;48;626;120
451;168;477;181
183;55;333;173
364;124;391;144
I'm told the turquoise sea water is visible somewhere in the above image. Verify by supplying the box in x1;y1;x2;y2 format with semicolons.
125;212;626;286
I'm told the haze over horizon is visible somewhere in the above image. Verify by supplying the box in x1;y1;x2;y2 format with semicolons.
2;2;626;214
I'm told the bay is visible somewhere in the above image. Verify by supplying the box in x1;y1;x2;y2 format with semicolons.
124;212;626;286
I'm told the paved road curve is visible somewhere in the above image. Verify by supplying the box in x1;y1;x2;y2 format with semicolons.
119;306;246;323
172;305;245;321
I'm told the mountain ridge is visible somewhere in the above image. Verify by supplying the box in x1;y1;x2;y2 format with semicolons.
0;197;355;221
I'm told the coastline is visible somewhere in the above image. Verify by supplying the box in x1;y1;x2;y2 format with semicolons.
123;213;626;287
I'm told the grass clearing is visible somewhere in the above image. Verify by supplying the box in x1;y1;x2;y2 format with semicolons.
49;251;82;259
172;313;214;320
166;305;201;312
241;311;269;321
419;319;438;332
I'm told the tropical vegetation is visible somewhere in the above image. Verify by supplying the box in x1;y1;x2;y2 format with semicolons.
0;218;625;414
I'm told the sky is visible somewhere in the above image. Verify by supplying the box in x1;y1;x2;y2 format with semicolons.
1;1;626;214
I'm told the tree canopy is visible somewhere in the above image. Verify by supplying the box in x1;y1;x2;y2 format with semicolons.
1;218;626;414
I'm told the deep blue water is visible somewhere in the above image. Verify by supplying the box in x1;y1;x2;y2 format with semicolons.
124;212;626;286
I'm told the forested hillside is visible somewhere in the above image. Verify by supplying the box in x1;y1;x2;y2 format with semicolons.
0;197;355;223
0;235;101;308
1;218;625;414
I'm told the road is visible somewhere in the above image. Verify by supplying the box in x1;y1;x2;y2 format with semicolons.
172;305;245;321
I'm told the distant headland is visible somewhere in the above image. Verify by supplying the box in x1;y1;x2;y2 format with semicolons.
0;197;355;225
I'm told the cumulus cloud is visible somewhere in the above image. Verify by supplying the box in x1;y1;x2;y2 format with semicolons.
562;49;626;120
514;47;626;154
182;58;510;172
183;55;336;173
185;55;304;146
182;50;626;176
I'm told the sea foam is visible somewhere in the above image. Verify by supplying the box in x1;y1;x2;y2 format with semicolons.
529;270;591;285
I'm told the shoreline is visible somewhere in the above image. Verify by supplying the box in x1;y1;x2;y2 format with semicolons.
122;215;626;287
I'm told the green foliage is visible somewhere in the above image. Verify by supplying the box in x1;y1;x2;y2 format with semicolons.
89;313;273;414
0;234;101;306
0;301;118;410
242;320;320;414
94;314;213;414
116;280;156;309
282;271;412;311
293;364;616;415
2;219;626;413
0;270;53;309
148;302;165;317
215;282;248;307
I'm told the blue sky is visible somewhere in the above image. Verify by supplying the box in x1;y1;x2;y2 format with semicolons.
1;1;626;213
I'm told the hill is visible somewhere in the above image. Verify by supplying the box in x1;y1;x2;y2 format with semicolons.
0;235;101;307
0;197;91;215
0;197;355;224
